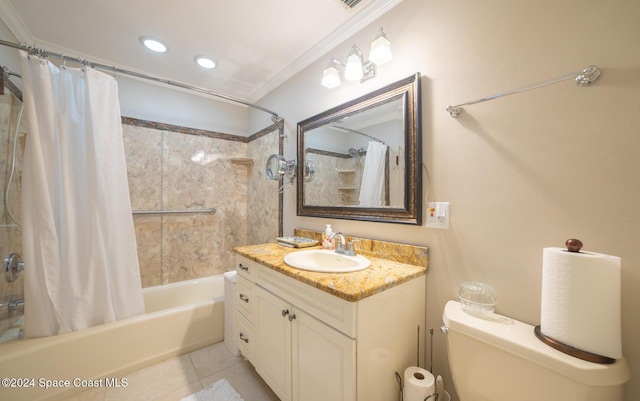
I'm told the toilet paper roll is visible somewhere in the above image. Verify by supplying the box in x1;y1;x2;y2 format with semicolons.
540;247;622;359
403;366;435;401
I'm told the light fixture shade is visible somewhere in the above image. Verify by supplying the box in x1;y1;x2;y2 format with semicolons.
369;28;392;65
344;50;364;81
321;65;341;89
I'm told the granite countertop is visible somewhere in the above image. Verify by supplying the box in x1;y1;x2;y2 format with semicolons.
233;243;427;302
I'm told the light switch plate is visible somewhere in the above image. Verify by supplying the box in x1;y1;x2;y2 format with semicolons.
426;202;450;229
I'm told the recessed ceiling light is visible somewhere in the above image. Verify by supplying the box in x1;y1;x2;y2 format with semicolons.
194;56;216;69
139;36;168;53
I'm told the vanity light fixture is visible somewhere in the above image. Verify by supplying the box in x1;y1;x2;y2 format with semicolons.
139;36;168;53
321;27;393;89
321;60;342;89
369;27;393;65
344;45;365;81
194;56;216;69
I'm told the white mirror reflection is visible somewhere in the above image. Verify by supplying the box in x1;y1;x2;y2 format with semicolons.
297;73;421;225
303;97;405;208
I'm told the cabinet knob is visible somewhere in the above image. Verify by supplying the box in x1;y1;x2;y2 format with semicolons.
288;313;297;322
238;263;249;271
239;294;249;303
281;309;290;317
239;332;249;343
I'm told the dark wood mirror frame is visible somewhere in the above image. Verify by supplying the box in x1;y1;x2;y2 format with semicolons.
296;73;422;225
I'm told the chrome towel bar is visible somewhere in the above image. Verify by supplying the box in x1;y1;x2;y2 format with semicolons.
446;65;601;118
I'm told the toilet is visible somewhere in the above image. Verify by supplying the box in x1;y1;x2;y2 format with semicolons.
442;300;630;401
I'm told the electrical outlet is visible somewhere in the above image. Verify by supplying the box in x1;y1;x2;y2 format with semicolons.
426;202;450;229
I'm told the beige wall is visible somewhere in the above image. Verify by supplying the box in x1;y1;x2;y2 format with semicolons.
255;0;640;399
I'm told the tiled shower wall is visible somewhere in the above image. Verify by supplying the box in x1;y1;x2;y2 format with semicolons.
0;86;25;327
248;122;281;245
123;118;281;288
305;151;360;206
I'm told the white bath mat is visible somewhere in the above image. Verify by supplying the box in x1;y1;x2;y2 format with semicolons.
180;379;244;401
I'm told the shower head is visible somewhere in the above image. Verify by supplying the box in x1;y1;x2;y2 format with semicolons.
348;147;366;157
347;147;363;169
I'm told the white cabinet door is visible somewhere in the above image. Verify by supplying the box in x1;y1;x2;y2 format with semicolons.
292;308;356;401
256;286;292;401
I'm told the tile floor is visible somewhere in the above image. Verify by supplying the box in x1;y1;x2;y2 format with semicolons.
65;342;279;401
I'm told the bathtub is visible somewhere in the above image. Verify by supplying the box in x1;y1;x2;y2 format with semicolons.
0;275;225;401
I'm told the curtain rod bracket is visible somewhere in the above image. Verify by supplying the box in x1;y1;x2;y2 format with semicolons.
446;65;601;118
445;105;463;118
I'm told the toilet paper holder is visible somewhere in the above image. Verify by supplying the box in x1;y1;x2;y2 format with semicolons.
395;371;447;401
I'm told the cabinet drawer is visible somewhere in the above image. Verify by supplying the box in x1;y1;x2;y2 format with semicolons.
237;276;256;321
236;255;259;281
235;313;255;364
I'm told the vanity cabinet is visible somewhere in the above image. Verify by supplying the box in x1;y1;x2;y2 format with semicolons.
235;258;257;363
256;285;356;401
235;254;425;401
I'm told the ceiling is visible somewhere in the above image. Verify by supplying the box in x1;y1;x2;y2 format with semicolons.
0;0;402;103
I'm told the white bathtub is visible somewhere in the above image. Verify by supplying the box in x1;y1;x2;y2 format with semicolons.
0;275;225;401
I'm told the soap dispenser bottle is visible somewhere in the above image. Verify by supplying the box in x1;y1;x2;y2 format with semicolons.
322;224;335;250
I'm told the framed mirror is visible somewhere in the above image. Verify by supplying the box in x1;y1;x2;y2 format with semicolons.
297;73;421;225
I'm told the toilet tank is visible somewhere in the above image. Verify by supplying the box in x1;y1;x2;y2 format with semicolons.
442;301;629;401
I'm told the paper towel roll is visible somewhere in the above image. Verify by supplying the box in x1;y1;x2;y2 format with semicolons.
403;366;434;401
540;247;622;359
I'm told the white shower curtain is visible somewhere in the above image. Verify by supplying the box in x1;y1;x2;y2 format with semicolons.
358;141;387;207
20;53;145;337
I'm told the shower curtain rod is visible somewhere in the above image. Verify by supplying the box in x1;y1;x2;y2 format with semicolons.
332;125;386;145
0;39;279;122
445;65;601;118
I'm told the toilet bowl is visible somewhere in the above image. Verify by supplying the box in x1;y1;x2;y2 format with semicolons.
442;300;629;401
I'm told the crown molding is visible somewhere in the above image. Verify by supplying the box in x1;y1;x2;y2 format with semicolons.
0;0;33;42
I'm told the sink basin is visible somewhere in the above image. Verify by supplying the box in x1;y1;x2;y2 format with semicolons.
283;249;371;273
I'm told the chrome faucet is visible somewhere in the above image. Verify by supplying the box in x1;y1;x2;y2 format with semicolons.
328;232;358;256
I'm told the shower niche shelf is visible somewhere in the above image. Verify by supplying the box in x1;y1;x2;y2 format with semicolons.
230;157;254;165
337;170;357;187
338;188;357;205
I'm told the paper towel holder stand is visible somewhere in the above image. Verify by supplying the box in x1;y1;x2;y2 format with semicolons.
535;238;615;364
534;326;615;364
565;238;583;253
